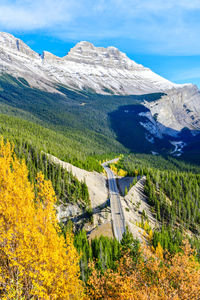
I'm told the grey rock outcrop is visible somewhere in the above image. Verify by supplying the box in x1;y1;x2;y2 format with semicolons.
143;85;200;134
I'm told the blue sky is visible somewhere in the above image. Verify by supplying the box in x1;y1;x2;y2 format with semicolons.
0;0;200;87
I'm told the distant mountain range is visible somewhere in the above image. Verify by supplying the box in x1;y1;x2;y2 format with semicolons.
0;31;200;161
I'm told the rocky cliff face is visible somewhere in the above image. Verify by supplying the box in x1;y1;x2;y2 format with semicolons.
143;85;200;135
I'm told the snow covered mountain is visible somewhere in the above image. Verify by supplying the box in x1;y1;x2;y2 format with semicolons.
0;31;199;138
0;32;181;95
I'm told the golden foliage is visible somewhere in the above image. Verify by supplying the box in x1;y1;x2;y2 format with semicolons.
155;242;164;260
87;241;200;299
0;139;84;299
148;229;153;241
110;164;118;174
118;169;127;177
110;164;127;177
134;169;139;176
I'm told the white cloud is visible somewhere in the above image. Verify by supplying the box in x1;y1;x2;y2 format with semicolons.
0;0;200;55
0;0;77;29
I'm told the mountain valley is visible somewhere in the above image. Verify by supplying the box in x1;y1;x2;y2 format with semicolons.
0;32;200;163
0;31;200;298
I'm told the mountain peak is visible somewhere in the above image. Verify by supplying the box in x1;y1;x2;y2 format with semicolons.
65;41;141;70
42;50;61;62
0;32;38;58
74;41;94;48
0;31;19;49
0;31;15;39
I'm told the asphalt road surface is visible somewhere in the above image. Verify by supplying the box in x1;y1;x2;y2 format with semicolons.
102;160;126;241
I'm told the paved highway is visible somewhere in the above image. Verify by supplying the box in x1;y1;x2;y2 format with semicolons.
102;160;126;241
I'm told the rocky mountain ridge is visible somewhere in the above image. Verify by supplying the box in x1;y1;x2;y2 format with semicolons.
0;32;199;138
0;32;181;95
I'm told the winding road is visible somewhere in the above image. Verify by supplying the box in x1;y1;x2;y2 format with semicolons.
102;160;126;241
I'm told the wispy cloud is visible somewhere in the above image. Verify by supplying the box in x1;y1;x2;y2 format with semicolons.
171;67;200;82
0;0;200;55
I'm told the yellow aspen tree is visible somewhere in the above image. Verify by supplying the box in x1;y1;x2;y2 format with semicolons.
118;169;127;177
148;229;153;241
155;242;163;259
0;138;84;299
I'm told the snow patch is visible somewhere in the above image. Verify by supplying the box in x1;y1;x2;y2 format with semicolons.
151;151;159;155
170;141;186;156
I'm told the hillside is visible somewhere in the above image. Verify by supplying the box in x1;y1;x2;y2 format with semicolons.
0;74;200;164
112;154;200;251
0;74;174;158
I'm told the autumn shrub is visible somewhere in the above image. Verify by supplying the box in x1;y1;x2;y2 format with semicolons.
87;241;200;299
